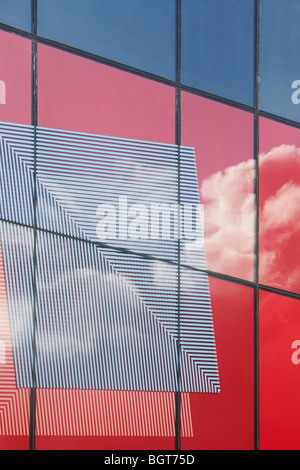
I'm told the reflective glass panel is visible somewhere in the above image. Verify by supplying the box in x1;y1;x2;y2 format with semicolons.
35;232;178;450
181;275;254;450
259;117;300;294
0;30;33;226
0;30;32;124
37;44;177;262
0;0;32;32
181;0;255;106
181;91;255;281
37;0;176;80
260;0;300;123
260;290;300;450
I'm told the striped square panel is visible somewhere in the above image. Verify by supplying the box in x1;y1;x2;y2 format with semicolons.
0;122;220;395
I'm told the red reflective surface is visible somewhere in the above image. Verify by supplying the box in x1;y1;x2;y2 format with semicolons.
36;390;177;450
181;92;255;281
181;278;254;450
38;44;175;143
259;117;300;294
0;30;31;124
260;290;300;450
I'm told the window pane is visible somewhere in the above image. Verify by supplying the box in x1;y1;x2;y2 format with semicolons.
37;0;176;80
37;44;177;262
181;0;255;106
0;30;33;226
260;0;300;123
181;276;254;450
260;291;300;450
180;267;220;395
37;44;175;141
34;232;178;449
259;117;300;294
0;222;33;449
181;91;255;281
0;0;32;32
0;30;32;124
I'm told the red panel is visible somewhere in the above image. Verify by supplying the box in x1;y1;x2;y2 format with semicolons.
38;44;175;143
35;389;185;450
259;117;300;294
0;30;32;125
181;92;254;281
260;291;300;450
182;278;254;450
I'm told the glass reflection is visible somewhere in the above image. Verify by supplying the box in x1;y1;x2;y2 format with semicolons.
181;276;254;450
260;291;300;450
0;30;32;125
35;232;179;449
37;0;176;80
181;92;255;281
0;0;32;32
181;0;255;106
260;0;300;123
34;232;178;392
37;44;175;142
0;122;34;226
37;44;177;262
259;118;300;294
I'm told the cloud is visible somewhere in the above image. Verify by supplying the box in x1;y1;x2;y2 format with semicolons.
199;158;255;280
259;145;300;291
197;144;300;291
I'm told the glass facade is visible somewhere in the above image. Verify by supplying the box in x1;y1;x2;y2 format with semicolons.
0;0;299;451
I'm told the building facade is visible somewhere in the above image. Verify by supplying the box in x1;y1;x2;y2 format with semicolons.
0;0;299;450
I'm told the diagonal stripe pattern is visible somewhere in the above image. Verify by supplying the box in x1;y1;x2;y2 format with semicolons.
0;123;34;226
0;226;31;436
0;223;194;437
0;122;220;395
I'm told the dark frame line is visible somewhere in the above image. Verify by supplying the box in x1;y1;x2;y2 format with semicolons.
2;216;300;301
175;0;182;451
28;0;38;452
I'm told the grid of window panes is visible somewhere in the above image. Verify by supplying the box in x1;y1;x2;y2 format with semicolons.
0;0;299;450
